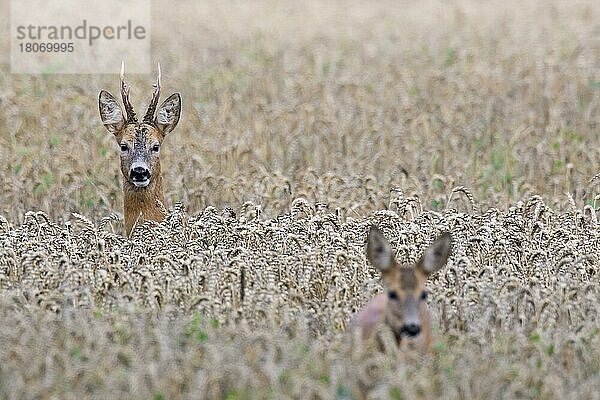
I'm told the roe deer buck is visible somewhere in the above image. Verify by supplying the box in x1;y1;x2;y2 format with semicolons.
98;62;181;236
350;225;451;352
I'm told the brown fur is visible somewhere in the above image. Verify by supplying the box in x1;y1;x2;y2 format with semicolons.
98;64;181;236
349;226;452;353
115;124;167;235
122;168;167;236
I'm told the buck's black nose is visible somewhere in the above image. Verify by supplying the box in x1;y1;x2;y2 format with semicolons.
130;166;150;181
401;324;421;337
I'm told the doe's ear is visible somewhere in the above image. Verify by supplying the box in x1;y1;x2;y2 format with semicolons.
99;90;125;135
366;225;395;272
417;232;452;275
155;93;181;135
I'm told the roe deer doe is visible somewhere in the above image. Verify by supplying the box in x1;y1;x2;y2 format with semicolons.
98;62;181;236
350;225;451;352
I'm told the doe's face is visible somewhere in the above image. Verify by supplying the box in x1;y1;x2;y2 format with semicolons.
366;226;452;342
381;266;430;339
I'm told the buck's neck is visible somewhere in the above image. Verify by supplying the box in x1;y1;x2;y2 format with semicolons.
122;169;167;236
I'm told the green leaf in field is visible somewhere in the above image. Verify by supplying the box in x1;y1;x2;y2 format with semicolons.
408;85;420;97
301;344;310;355
390;387;404;400
43;171;53;187
49;135;60;147
443;366;454;377
70;345;82;360
336;385;352;399
433;340;446;352
554;159;564;170
491;151;504;170
444;47;457;66
197;331;208;343
530;333;541;342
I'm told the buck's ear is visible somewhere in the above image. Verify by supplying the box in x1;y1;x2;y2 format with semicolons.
417;232;452;275
99;90;125;135
155;93;181;135
366;225;395;272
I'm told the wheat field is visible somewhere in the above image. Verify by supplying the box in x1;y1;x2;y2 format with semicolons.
0;0;599;399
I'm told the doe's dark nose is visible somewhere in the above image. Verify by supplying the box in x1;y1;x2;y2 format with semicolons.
401;323;421;337
130;166;150;181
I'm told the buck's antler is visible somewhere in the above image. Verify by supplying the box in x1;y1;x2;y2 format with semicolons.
120;61;138;123
143;62;161;123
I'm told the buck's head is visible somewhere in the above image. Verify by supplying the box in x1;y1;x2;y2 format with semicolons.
98;62;181;188
366;226;451;342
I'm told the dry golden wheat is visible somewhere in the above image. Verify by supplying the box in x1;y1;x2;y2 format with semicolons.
0;0;599;398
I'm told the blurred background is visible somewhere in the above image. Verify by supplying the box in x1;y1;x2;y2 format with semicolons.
0;0;599;225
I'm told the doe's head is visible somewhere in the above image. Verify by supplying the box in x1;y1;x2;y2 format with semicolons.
98;62;181;188
366;225;451;341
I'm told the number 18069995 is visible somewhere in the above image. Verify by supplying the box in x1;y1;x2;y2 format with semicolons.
18;42;74;52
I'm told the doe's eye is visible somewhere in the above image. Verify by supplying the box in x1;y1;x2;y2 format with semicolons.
152;144;160;153
420;291;428;301
120;143;129;152
387;290;398;300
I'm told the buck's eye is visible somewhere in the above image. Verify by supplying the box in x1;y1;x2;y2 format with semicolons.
420;291;428;301
152;144;160;153
120;143;129;152
388;290;398;300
